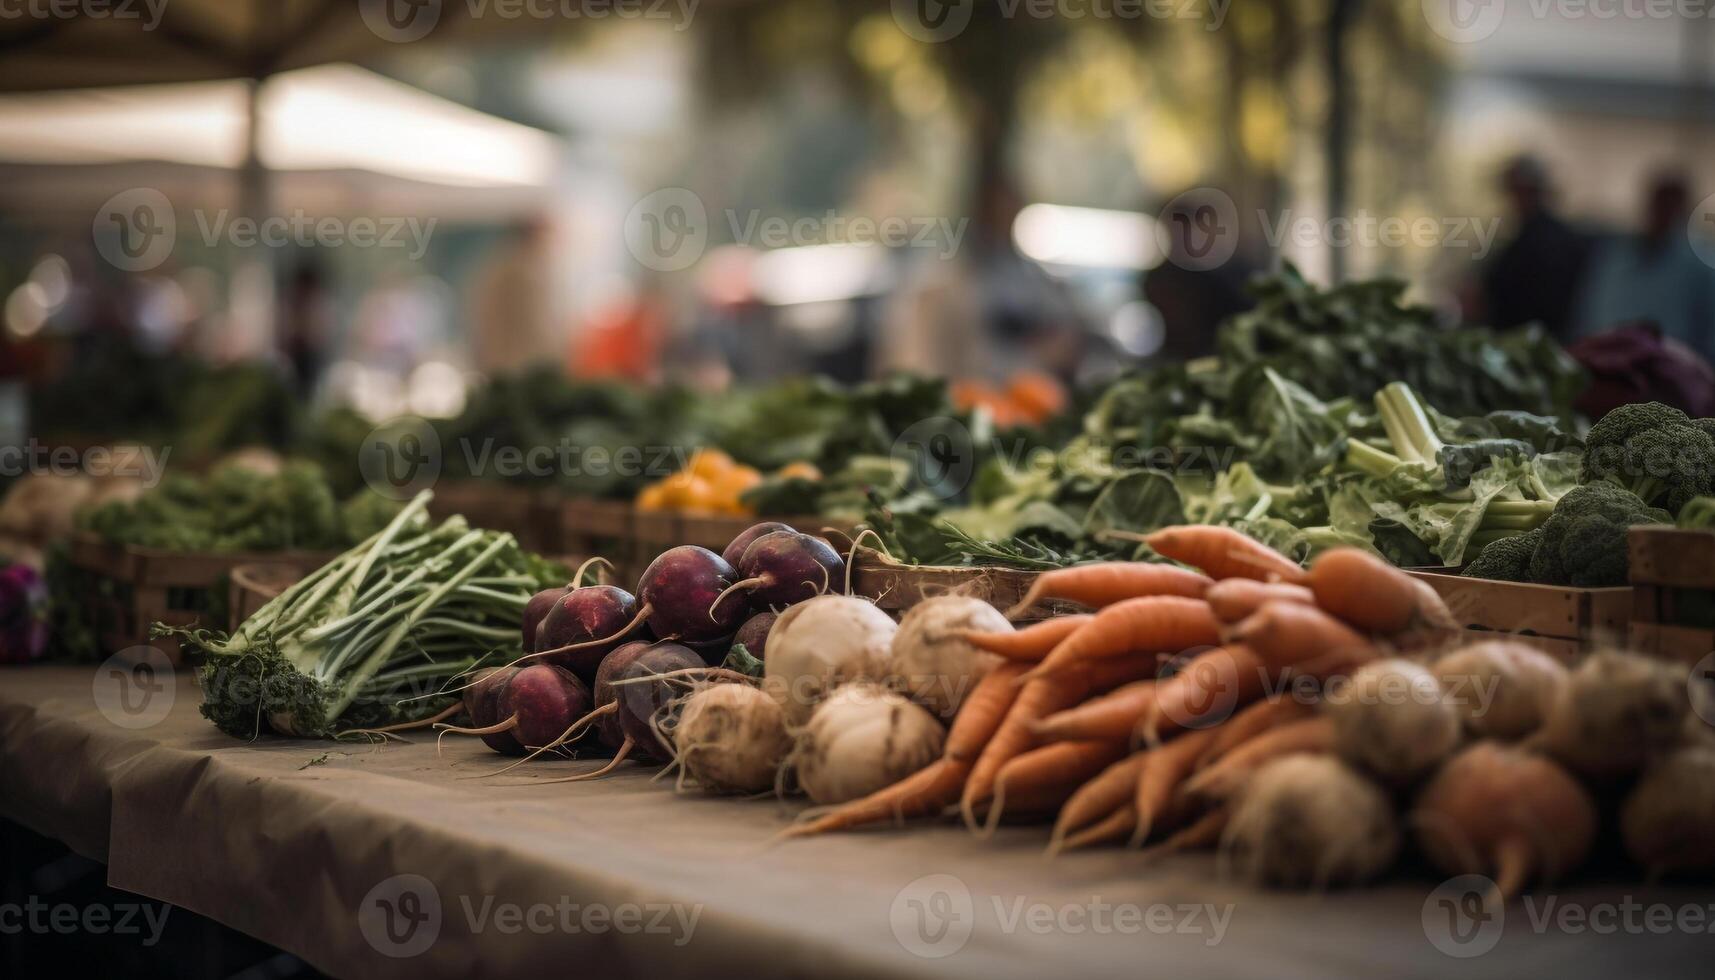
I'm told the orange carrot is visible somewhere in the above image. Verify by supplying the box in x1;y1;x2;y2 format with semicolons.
781;663;1026;837
1307;548;1419;633
1058;804;1137;853
1206;579;1315;624
1020;596;1220;683
1049;752;1147;852
1138;645;1267;742
1145;525;1307;583
1006;563;1212;618
1182;716;1334;800
1131;728;1217;845
1140;805;1229;860
957;615;1092;662
1194;696;1316;771
962;675;1093;828
1409;577;1458;630
1032;680;1158;743
987;739;1126;832
1229;601;1376;675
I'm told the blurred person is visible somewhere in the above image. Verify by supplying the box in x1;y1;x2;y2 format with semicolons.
1143;192;1257;361
469;217;560;377
279;260;335;397
874;162;1082;382
1576;171;1715;365
1475;155;1592;339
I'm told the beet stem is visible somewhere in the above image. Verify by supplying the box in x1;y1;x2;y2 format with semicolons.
531;739;633;783
531;603;651;661
709;576;769;621
340;701;461;737
434;712;518;756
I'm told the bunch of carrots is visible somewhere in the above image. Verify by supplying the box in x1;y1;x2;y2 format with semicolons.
785;524;1455;853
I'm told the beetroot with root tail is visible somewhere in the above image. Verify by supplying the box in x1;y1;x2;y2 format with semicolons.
715;530;844;613
638;546;749;642
722;521;795;568
590;641;655;749
522;588;570;654
467;666;524;755
1413;742;1596;902
534;585;642;683
614;642;708;762
498;665;594;750
734;611;777;660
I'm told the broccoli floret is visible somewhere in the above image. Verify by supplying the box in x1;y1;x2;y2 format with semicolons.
1581;402;1715;513
1461;527;1544;582
1527;483;1670;587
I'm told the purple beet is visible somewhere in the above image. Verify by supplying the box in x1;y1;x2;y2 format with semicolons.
465;666;524;755
716;530;844;612
636;545;749;642
492;664;593;751
590;641;656;750
534;585;641;683
613;642;706;763
521;587;571;654
721;521;796;568
733;610;777;660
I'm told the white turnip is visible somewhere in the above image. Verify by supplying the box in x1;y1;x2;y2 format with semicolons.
795;683;944;805
1223;754;1399;889
1620;743;1715;877
763;594;897;726
1323;659;1461;785
1534;651;1687;778
1432;641;1566;741
671;683;793;794
888;595;1009;719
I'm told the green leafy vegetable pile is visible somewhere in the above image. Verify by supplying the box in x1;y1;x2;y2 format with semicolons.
163;491;564;739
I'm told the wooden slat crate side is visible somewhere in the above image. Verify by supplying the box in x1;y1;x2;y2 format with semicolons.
1405;570;1629;641
1628;526;1715;589
1629;622;1715;668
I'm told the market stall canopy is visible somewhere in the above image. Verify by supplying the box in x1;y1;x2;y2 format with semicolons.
0;0;559;92
0;63;559;216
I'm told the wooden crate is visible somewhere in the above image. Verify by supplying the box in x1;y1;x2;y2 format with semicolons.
1404;570;1631;661
838;545;1083;621
1628;526;1715;667
66;535;333;664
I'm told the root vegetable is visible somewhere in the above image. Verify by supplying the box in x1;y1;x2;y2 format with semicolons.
1620;744;1715;876
1229;602;1375;675
957;615;1091;662
1205;580;1314;624
534;585;641;683
1414;743;1596;900
1183;716;1335;800
795;683;945;805
1323;659;1462;785
1145;526;1306;583
1196;697;1316;771
733;611;777;660
1534;651;1688;778
1019;595;1220;683
437;664;591;756
1306;548;1420;633
1005;563;1212;618
890;596;1010;719
1224;755;1399;888
673;683;792;794
714;530;844;614
1432;641;1567;741
763;595;897;726
522;587;569;654
1131;728;1217;844
722;521;795;567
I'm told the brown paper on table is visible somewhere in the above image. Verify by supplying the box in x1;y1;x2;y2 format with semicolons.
2;665;1709;980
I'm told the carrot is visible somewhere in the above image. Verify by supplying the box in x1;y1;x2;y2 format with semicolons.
1005;563;1212;618
1019;596;1220;683
1141;805;1229;860
1032;680;1157;743
1131;728;1217;845
1058;804;1138;853
1307;548;1419;633
1145;525;1307;583
1229;601;1376;675
1049;752;1147;852
1409;577;1459;630
1194;696;1316;771
1182;715;1335;800
1205;579;1315;624
986;739;1126;833
781;663;1026;837
957;615;1092;662
1138;645;1267;743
